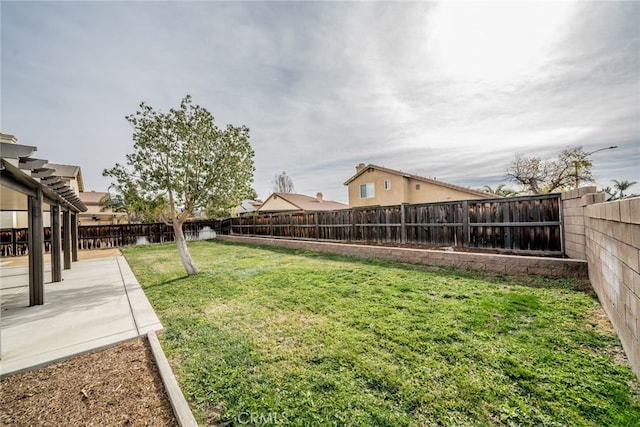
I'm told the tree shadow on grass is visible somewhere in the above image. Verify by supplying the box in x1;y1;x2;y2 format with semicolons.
142;275;190;289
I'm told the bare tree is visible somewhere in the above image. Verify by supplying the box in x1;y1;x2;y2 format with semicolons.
272;171;295;193
507;147;593;194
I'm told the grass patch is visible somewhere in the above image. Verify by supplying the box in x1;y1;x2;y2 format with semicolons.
124;240;640;426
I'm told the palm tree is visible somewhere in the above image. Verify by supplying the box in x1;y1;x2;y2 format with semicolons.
612;180;638;199
600;186;617;201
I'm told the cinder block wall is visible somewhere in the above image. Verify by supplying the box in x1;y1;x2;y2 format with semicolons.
562;186;606;260
218;235;588;278
584;196;640;378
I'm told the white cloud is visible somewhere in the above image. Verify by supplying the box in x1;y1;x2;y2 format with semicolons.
1;1;638;204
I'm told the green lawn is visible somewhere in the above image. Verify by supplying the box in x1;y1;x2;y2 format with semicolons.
123;241;640;426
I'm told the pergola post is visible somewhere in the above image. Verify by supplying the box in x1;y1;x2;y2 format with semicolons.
71;213;79;262
28;189;44;306
51;204;62;282
63;209;71;270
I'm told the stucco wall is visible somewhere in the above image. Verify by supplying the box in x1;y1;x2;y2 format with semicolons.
348;169;405;207
218;235;588;278
1;211;51;228
347;169;491;208
406;178;486;204
584;196;640;378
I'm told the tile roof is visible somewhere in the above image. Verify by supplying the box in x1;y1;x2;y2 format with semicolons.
259;193;348;212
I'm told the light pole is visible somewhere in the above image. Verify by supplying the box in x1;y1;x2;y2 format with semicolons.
574;145;618;188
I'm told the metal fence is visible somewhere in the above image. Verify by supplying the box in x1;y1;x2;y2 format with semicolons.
227;194;563;255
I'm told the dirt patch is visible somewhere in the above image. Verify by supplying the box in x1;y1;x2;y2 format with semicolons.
584;307;630;366
0;337;177;426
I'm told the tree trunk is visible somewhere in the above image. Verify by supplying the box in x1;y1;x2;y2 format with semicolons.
173;221;199;275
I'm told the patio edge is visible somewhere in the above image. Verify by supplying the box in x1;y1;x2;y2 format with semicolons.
148;330;198;427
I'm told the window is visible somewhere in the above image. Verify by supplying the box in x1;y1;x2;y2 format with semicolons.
384;179;391;190
360;183;375;199
416;184;421;190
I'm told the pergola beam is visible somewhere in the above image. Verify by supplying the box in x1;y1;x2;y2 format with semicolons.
19;157;47;170
0;142;36;158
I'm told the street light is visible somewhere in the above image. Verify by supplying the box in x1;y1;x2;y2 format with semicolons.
574;145;618;188
587;145;618;156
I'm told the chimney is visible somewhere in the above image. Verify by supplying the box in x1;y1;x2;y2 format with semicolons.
356;163;366;172
316;192;323;203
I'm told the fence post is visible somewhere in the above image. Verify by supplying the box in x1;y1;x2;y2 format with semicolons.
502;202;511;249
351;208;357;242
462;200;469;247
12;228;17;257
315;212;320;240
558;196;565;257
269;214;273;237
253;214;257;236
401;204;407;244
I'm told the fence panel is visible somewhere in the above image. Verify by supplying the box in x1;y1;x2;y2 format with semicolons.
226;194;562;255
1;219;220;256
404;202;463;247
1;195;563;257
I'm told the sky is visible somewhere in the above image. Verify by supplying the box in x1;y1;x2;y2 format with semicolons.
2;1;639;204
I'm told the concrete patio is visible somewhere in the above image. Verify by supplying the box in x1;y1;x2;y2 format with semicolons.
0;252;163;376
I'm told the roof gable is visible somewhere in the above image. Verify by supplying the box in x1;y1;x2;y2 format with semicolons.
344;164;496;199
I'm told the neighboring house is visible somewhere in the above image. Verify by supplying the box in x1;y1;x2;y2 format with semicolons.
78;191;127;225
232;199;263;216
344;163;496;208
257;192;348;213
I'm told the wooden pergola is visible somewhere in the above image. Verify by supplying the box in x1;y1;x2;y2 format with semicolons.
1;142;87;306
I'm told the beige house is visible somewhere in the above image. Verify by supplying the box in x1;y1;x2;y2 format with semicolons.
344;163;496;208
258;192;348;213
78;191;127;225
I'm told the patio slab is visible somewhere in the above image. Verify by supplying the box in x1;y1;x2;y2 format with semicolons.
0;255;163;376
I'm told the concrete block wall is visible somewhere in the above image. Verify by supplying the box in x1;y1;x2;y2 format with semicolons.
584;196;640;378
562;186;605;260
218;235;588;278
